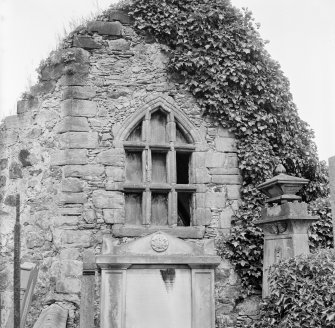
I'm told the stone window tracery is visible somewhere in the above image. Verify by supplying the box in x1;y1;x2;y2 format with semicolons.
123;106;196;227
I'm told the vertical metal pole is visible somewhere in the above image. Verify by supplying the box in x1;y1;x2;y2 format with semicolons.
14;194;20;328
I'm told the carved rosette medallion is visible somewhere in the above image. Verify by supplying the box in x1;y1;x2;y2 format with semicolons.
151;233;169;252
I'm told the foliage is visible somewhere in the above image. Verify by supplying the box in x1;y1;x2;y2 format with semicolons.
308;197;333;251
118;0;329;291
253;250;335;328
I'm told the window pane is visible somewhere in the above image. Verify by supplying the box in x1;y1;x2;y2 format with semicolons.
150;110;167;143
177;192;192;226
151;193;168;225
125;193;142;225
152;152;167;183
176;152;190;184
127;122;142;142
126;152;142;182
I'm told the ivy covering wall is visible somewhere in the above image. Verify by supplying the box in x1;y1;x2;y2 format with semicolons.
112;0;330;292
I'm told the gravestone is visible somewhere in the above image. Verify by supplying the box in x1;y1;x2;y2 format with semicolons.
96;232;220;328
329;156;335;244
33;304;68;328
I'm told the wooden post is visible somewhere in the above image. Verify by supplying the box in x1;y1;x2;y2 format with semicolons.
13;194;20;328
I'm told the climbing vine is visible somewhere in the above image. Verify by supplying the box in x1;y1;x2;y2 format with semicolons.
114;0;329;292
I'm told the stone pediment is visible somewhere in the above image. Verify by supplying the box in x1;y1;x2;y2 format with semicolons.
96;231;220;268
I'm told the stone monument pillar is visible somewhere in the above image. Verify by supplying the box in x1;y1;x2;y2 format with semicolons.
255;165;316;298
329;156;335;245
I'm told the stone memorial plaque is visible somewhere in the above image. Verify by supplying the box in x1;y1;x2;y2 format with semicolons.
33;304;68;328
125;268;191;328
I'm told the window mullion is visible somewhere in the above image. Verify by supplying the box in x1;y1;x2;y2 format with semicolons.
143;189;151;226
169;189;177;226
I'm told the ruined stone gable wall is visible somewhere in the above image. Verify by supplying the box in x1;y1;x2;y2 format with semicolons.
0;10;258;328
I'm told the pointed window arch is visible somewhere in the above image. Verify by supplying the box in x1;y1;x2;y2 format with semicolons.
123;105;196;227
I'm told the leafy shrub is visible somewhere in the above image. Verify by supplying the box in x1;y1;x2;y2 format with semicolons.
253;250;335;328
308;197;333;251
114;0;329;291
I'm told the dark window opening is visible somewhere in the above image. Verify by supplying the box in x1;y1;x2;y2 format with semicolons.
177;192;192;226
125;193;142;225
176;152;190;184
151;193;168;225
125;151;142;183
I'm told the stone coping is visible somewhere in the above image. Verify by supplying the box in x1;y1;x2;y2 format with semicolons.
111;225;205;239
96;255;221;268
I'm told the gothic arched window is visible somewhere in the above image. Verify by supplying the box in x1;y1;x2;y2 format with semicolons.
123;107;196;227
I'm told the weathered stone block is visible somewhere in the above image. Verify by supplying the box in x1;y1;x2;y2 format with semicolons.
51;149;88;165
4;195;17;207
9;162;22;179
63;165;105;178
108;39;130;51
92;190;124;209
61;260;83;277
105;167;125;181
54;216;79;227
109;10;133;24
57;117;90;133
0;158;8;170
103;209;125;224
208;167;239;175
206;192;226;208
56;277;81;293
0;175;6;188
105;182;123;191
96;149;125;166
194;168;211;184
60;248;80;260
73;36;101;49
59;132;99;149
194;208;212;226
18;149;32;167
59;206;83;216
227;185;240;200
87;21;122;36
236;296;261;316
60;70;88;86
215;136;237;152
83;209;96;223
62;178;85;192
60;230;92;247
59;192;87;204
17;96;38;114
26;232;45;248
211;175;242;185
205;152;227;168
219;207;234;229
62;86;96;100
61;99;97;117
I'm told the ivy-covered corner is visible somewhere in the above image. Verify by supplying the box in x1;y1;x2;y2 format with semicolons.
112;0;330;293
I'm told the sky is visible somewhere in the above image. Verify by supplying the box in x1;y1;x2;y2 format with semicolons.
0;0;334;161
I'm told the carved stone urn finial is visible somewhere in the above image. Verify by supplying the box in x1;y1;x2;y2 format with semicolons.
257;163;309;204
274;163;286;174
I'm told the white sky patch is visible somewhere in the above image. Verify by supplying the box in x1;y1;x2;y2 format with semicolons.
0;0;334;161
